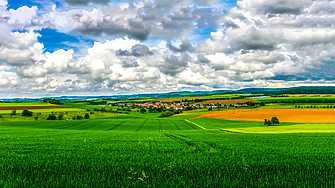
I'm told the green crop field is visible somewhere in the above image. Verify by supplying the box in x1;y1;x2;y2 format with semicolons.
223;123;334;134
0;103;333;187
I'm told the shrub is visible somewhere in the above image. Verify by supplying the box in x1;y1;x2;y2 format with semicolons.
11;110;16;115
158;113;167;118
47;114;57;120
22;109;33;117
140;108;146;114
77;115;83;120
34;116;39;121
58;114;64;120
0;115;2;118
84;113;90;119
271;117;279;126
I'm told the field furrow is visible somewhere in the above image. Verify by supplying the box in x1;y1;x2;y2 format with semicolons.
170;120;181;130
164;133;197;148
134;118;148;132
158;119;162;133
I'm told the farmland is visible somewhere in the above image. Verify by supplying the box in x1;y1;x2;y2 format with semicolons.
196;109;335;123
0;96;334;187
253;96;335;103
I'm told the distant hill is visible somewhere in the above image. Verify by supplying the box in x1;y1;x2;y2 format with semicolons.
0;86;333;102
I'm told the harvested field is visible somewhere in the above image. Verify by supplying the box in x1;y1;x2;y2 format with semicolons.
0;106;69;110
193;109;256;119
195;99;258;104
195;109;335;123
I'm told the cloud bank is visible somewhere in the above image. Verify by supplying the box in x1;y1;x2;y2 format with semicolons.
0;0;334;97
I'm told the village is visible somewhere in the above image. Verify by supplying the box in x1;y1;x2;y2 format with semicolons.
98;101;249;111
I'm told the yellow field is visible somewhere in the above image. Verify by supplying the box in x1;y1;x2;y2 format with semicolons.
193;109;257;119
195;109;335;123
221;123;334;134
173;110;208;117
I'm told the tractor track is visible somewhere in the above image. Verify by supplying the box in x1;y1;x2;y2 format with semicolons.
158;119;163;133
135;118;148;132
78;123;100;130
181;120;197;129
175;134;219;150
163;133;197;148
170;120;181;131
53;121;87;130
107;121;125;131
108;116;129;131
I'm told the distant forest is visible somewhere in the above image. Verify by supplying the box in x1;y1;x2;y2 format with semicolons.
252;89;335;95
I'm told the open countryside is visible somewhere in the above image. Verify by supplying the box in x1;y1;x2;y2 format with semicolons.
196;109;335;123
0;90;334;187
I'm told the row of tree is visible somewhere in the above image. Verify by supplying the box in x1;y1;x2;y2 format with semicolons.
158;109;183;118
295;105;334;108
9;110;33;117
253;89;335;95
46;113;90;120
264;117;279;126
266;99;334;104
43;98;61;104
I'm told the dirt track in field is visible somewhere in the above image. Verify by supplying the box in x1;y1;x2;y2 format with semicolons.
0;106;69;110
194;109;335;123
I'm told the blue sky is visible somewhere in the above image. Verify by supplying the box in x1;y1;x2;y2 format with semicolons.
0;0;333;98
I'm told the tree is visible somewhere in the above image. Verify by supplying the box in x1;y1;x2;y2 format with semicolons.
84;113;90;119
270;116;279;126
264;119;267;125
11;110;16;115
58;114;64;120
47;114;57;120
22;109;33;117
77;115;83;120
140;108;146;114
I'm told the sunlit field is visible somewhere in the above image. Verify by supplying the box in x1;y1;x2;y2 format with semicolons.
0;101;334;187
195;109;335;123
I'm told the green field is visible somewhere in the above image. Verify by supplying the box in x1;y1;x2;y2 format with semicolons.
0;103;333;187
223;123;334;133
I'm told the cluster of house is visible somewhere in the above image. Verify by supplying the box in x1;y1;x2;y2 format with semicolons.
98;101;248;110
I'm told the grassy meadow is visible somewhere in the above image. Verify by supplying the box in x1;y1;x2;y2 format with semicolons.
0;99;334;187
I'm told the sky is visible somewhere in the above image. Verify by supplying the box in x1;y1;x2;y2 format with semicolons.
0;0;334;98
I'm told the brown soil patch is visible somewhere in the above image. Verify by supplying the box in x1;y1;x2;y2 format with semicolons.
0;106;69;110
195;109;335;123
